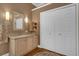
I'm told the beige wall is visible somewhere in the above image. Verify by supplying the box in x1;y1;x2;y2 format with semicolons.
0;3;35;55
32;3;71;44
0;43;9;55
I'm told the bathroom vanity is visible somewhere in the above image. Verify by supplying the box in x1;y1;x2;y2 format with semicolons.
9;32;38;56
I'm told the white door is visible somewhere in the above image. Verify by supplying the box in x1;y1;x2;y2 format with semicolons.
40;4;77;56
54;5;77;56
40;10;56;50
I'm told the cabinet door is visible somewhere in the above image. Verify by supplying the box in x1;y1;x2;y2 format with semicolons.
26;37;33;51
15;37;33;55
32;36;38;49
15;38;29;55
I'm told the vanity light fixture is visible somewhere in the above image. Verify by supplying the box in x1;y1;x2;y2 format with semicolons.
25;17;28;23
6;11;10;20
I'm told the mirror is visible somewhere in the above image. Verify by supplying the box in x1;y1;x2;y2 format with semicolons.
15;17;23;30
13;11;25;31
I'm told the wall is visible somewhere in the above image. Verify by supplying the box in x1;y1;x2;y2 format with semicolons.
0;43;9;55
0;3;35;55
32;3;70;44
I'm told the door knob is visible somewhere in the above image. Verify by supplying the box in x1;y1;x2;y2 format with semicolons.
58;33;62;36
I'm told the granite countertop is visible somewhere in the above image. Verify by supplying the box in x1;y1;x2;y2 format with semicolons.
9;31;36;39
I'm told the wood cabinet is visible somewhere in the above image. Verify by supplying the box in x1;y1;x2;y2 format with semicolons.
9;33;38;56
32;36;38;48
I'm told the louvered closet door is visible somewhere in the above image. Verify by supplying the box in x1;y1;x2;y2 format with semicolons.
53;5;77;56
40;4;77;56
40;9;56;51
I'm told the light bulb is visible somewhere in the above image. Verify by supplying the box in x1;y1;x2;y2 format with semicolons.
25;17;28;23
6;11;10;20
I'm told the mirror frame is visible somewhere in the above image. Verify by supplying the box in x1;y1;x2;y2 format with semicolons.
12;11;25;31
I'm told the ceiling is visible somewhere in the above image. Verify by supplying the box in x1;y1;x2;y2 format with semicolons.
32;3;47;7
0;3;35;14
0;3;46;13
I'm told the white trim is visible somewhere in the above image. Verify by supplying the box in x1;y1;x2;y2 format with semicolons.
76;3;79;56
32;3;52;11
40;4;77;14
